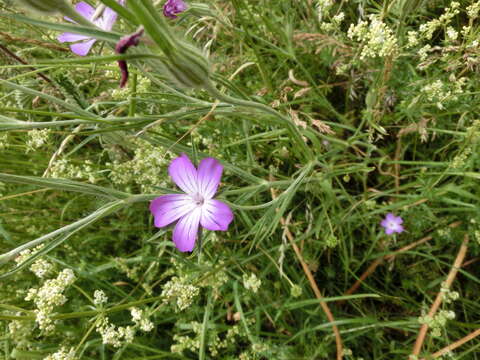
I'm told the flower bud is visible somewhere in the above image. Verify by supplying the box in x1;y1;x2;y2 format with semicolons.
163;0;187;19
17;0;70;14
164;41;210;88
115;27;145;88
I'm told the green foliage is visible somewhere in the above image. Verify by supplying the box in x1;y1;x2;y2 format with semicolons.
1;0;480;359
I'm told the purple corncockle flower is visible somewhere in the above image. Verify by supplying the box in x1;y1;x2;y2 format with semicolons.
150;154;233;252
163;0;187;19
58;1;124;56
380;213;404;235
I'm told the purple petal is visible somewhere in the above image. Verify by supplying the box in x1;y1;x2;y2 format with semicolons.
150;194;196;228
380;219;388;228
385;213;396;221
197;157;223;199
396;216;404;225
76;1;95;19
100;5;118;30
97;0;124;30
396;224;404;233
200;199;233;231
168;153;198;195
58;32;90;43
163;0;187;19
173;208;201;252
70;39;96;56
385;227;395;235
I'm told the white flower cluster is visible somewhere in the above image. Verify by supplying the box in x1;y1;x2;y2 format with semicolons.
95;307;154;348
109;139;173;193
114;257;140;281
171;333;200;354
130;307;154;332
15;245;54;279
417;44;432;62
25;269;76;332
451;146;472;169
421;80;448;108
421;78;466;109
111;76;151;100
171;319;253;357
8;314;34;349
0;133;9;150
242;273;261;293
26;129;51;153
110;87;129;101
43;347;77;360
30;259;55;279
161;276;200;311
418;2;460;40
96;316;135;348
418;310;456;337
197;260;229;288
49;159;96;183
445;26;458;41
466;119;480;144
407;2;461;50
347;15;398;60
93;290;108;306
475;230;480;245
440;287;460;304
239;341;272;360
320;11;345;32
316;0;334;21
406;31;420;48
451;119;480;169
467;1;480;18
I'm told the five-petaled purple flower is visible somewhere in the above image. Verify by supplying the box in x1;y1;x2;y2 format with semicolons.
163;0;187;19
150;154;233;252
380;213;404;235
58;1;124;56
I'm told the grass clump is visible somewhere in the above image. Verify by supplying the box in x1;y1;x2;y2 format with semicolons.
1;0;480;359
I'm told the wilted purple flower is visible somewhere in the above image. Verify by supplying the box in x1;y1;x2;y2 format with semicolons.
380;213;404;235
150;154;233;252
163;0;187;19
58;1;124;56
115;27;144;88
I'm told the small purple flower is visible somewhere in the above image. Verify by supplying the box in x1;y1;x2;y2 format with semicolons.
380;213;404;235
163;0;187;19
58;1;124;56
150;154;234;252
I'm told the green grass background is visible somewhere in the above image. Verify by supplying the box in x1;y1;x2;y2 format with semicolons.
1;0;480;359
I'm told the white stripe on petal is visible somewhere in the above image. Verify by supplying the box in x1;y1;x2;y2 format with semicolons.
168;154;198;195
197;157;223;199
173;208;201;252
150;194;196;228
200;199;233;231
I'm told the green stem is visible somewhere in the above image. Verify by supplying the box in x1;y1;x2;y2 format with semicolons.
199;290;213;360
204;82;314;161
0;201;123;265
197;228;203;265
129;72;138;117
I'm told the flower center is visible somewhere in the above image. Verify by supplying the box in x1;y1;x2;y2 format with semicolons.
191;193;205;207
